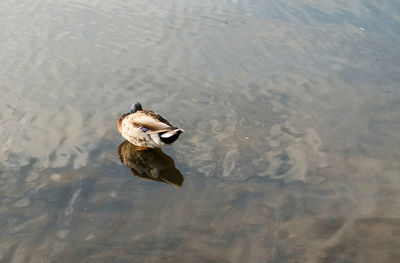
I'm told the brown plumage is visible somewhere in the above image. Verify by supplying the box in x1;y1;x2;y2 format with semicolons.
118;103;184;148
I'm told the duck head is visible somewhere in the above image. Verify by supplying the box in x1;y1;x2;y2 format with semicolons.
130;102;143;113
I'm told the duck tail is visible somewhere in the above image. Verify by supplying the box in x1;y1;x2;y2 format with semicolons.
160;128;184;138
160;128;184;144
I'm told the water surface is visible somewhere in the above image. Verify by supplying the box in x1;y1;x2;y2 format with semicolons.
1;0;400;262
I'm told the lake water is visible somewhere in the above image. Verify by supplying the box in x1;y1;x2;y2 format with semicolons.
1;0;400;262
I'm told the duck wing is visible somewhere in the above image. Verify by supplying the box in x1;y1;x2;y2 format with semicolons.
125;111;176;133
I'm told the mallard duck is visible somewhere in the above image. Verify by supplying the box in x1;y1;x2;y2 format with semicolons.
118;102;184;149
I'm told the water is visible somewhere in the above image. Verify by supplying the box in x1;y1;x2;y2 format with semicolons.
1;0;400;262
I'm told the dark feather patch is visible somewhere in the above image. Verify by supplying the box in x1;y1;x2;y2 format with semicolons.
159;131;183;144
144;110;173;126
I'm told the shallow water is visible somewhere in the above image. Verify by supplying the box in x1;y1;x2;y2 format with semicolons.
1;0;400;262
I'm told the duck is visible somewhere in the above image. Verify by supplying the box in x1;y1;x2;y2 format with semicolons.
118;102;184;149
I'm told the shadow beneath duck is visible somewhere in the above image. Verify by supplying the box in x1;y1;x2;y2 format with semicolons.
118;140;184;188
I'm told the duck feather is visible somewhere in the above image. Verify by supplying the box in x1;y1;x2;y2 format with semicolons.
118;103;183;148
124;111;175;132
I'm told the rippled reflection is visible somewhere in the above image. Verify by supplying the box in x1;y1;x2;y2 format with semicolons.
118;141;183;188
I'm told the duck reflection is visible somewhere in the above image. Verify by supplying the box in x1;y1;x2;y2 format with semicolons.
118;140;184;188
